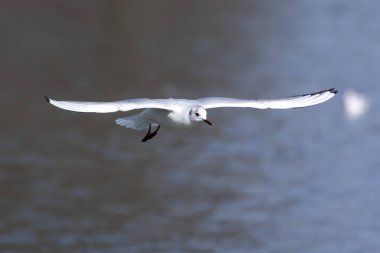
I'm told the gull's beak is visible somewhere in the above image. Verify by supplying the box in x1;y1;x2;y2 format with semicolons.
203;119;212;126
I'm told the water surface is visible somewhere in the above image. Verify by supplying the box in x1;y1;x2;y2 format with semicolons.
2;1;380;252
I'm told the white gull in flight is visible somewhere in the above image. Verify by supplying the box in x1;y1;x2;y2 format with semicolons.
45;88;337;142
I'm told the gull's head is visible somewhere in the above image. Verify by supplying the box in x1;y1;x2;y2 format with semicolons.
189;106;212;126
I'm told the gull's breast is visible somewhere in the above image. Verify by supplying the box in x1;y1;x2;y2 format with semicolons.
147;108;193;128
166;110;193;128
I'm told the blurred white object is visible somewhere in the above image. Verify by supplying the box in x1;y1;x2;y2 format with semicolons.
343;89;369;120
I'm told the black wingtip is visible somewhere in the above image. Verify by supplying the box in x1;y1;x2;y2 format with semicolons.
44;96;50;103
303;88;338;97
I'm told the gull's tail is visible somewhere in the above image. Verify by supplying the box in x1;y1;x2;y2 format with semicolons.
115;114;157;131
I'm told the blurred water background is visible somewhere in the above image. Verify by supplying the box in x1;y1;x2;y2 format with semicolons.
1;1;380;252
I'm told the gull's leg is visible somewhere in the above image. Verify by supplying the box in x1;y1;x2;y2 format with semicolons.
141;124;152;142
141;125;161;142
149;125;160;139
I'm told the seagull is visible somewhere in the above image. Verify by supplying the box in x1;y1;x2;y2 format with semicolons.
45;88;337;142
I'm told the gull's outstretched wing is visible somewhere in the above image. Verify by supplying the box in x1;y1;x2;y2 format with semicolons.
197;88;337;110
44;97;175;113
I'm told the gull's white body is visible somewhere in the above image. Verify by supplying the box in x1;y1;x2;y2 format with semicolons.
45;88;337;140
123;107;196;130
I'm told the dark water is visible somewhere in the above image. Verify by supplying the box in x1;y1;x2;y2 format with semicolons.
2;1;380;252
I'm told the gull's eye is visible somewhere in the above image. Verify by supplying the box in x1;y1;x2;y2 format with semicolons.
195;112;200;117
